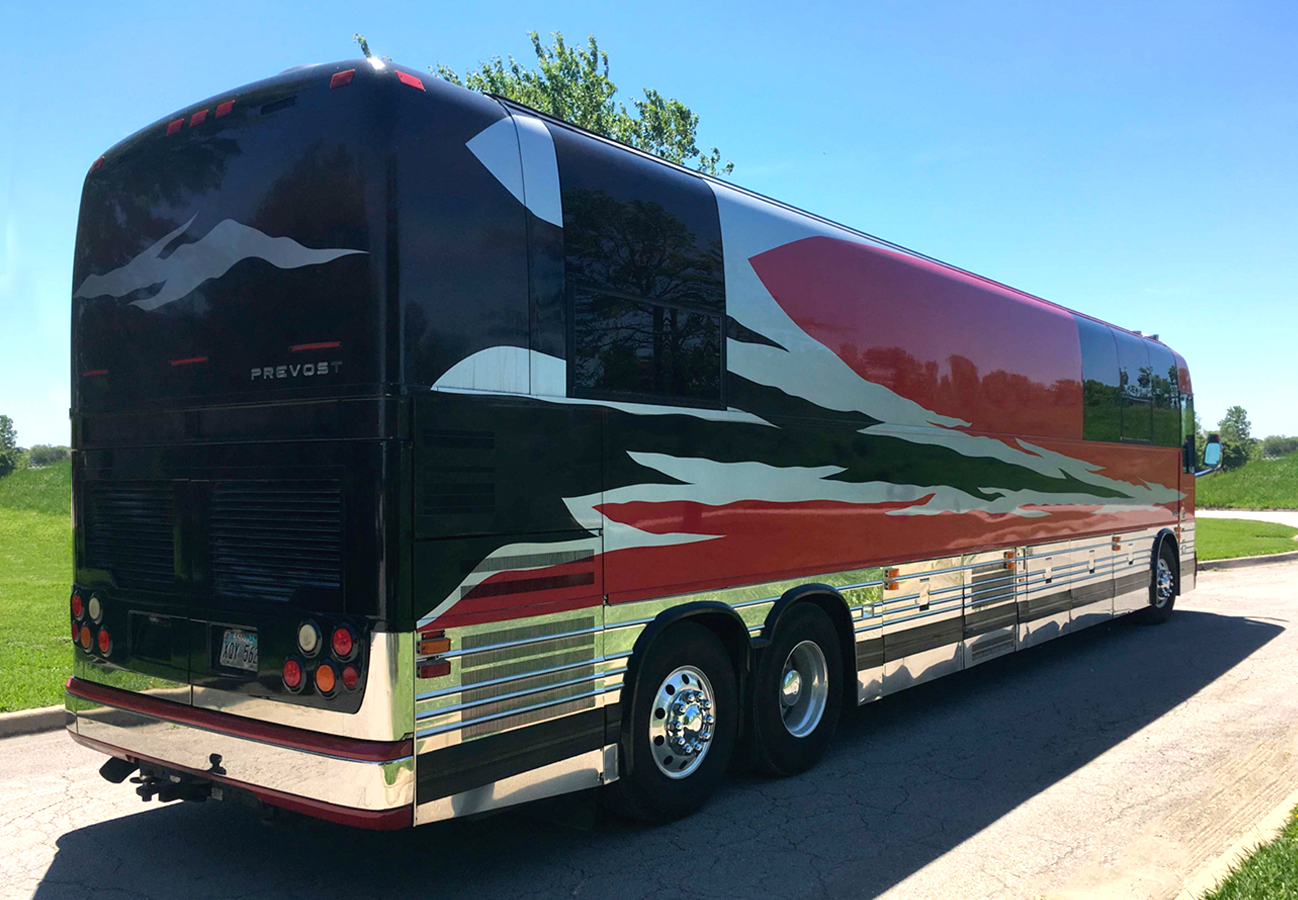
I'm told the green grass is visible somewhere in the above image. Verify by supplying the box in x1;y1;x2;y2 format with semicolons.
1196;517;1298;562
1202;807;1298;899
0;460;72;712
1199;452;1298;509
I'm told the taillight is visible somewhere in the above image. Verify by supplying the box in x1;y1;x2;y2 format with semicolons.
418;660;451;679
87;594;103;624
297;621;321;656
331;626;355;661
282;658;303;691
71;593;83;619
315;662;337;695
79;625;92;651
341;665;360;691
97;628;112;655
72;622;80;641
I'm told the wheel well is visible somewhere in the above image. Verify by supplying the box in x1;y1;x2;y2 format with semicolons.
1154;529;1180;593
622;603;753;721
764;585;857;711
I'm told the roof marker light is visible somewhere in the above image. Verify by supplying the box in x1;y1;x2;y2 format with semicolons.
166;118;184;136
330;69;355;89
215;100;235;118
189;109;208;127
90;156;105;172
289;341;341;352
169;356;209;367
397;71;425;91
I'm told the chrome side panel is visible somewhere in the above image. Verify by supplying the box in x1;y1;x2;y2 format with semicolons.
881;556;965;692
1019;544;1071;649
962;550;1018;668
1179;517;1196;592
1113;527;1158;615
1068;535;1115;630
71;699;414;812
416;745;615;825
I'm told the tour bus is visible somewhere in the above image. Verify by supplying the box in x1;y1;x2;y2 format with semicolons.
65;58;1218;829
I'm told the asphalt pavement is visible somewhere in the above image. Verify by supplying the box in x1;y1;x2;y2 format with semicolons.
3;561;1297;900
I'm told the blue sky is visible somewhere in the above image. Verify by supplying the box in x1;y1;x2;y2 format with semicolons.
3;0;1295;445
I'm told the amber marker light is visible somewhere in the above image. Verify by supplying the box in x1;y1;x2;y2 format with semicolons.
79;625;93;651
884;568;901;591
315;662;337;695
282;659;303;691
418;635;451;655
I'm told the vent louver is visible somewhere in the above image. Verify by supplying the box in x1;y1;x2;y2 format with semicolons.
209;480;342;602
83;482;176;591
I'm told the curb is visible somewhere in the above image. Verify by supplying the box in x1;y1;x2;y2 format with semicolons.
0;705;67;739
1199;549;1298;570
1174;785;1298;900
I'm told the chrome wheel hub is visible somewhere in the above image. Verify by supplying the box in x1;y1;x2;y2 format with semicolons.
648;666;716;779
780;640;829;738
1155;558;1175;607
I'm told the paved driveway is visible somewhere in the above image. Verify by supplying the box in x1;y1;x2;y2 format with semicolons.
3;562;1297;900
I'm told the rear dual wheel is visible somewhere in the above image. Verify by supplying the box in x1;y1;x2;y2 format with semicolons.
1136;540;1178;625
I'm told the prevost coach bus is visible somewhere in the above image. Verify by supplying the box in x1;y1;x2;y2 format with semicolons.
66;58;1214;828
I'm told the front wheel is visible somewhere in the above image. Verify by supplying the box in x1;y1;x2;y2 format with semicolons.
1135;540;1178;625
752;603;843;776
611;621;739;821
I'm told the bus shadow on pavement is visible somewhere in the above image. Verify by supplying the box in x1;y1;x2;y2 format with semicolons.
36;610;1280;900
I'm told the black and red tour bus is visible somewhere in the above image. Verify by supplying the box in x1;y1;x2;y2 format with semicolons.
65;58;1218;828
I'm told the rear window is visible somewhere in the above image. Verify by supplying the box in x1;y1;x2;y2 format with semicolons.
72;68;388;412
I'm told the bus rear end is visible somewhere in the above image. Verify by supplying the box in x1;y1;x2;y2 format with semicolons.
65;61;415;829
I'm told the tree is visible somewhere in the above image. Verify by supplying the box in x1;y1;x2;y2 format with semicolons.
1260;435;1298;459
27;444;69;467
434;31;734;176
0;415;18;479
1217;405;1254;471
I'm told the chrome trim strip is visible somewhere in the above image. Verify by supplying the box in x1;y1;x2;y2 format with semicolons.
415;684;622;739
415;667;627;720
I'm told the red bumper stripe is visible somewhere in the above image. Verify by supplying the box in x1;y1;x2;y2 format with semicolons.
66;677;412;763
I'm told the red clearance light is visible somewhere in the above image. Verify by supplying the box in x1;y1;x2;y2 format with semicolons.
289;341;341;352
166;118;184;136
215;100;235;118
331;626;355;660
315;663;337;695
341;666;360;690
169;356;209;367
89;156;105;172
330;69;355;89
396;71;425;91
82;369;108;377
418;660;451;680
71;593;83;619
79;625;92;651
97;628;112;655
189;109;208;127
282;659;303;690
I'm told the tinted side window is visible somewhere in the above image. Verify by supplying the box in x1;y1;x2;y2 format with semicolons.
1113;329;1152;443
550;126;725;405
1148;341;1180;448
1077;316;1121;442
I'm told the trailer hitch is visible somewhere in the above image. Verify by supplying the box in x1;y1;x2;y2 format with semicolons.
130;768;211;803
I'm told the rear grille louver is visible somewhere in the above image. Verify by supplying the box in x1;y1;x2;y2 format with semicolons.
209;480;342;602
83;482;176;591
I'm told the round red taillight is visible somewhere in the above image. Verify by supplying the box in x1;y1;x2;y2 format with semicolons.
79;625;92;651
282;658;303;691
72;622;80;641
315;662;337;695
97;628;112;655
341;665;359;690
71;593;83;619
331;626;354;660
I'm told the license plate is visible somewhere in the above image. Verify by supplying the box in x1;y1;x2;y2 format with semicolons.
218;628;258;672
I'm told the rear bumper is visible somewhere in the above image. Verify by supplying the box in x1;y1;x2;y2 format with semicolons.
65;678;414;830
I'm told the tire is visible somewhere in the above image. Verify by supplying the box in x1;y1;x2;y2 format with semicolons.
752;603;843;776
611;621;739;822
1136;540;1178;625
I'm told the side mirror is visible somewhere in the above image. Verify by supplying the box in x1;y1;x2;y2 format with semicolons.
1197;433;1222;476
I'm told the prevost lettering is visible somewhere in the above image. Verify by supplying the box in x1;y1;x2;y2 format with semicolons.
250;361;343;381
